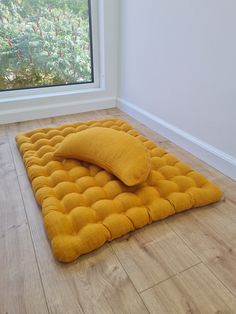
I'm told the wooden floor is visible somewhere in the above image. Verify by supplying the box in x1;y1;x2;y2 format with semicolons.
1;108;236;314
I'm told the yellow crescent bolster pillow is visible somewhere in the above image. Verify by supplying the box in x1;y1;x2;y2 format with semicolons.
54;127;151;186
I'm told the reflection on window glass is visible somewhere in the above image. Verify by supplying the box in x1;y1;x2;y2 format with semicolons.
0;0;93;91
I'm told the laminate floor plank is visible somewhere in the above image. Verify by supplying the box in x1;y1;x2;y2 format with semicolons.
0;131;48;314
167;205;236;298
141;263;236;314
111;222;199;292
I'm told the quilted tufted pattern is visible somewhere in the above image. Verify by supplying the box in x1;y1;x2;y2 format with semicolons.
16;118;222;262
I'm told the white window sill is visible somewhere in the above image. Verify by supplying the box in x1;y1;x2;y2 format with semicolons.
0;87;105;104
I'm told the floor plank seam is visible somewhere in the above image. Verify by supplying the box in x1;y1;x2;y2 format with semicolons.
178;208;234;250
204;263;236;300
166;217;236;302
14;170;51;314
109;243;151;314
139;261;202;295
165;219;202;261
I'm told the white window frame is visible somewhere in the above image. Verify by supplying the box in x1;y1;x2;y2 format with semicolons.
0;0;100;101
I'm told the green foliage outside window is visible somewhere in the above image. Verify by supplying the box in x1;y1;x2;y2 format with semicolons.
0;0;92;90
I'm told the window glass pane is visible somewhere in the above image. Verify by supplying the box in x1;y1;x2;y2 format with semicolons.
0;0;93;91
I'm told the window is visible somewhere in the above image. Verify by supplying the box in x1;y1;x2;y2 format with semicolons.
0;0;96;92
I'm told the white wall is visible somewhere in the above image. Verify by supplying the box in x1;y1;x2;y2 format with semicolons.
118;0;236;178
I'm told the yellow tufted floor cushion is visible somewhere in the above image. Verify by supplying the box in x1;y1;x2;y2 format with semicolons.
16;118;222;262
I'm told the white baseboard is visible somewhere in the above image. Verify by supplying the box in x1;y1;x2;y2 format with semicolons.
0;97;116;124
117;97;236;180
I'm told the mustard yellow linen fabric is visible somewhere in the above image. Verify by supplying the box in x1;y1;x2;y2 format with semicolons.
54;127;151;186
16;118;222;262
